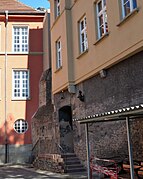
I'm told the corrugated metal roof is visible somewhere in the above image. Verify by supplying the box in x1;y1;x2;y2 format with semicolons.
73;104;143;124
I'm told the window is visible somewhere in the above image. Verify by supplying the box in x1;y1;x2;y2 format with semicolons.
121;0;137;18
14;119;28;134
55;0;60;17
79;16;88;53
96;0;108;39
12;70;30;100
13;26;28;52
56;39;62;69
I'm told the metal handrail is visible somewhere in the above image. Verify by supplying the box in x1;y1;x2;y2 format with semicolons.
55;143;65;153
32;137;40;152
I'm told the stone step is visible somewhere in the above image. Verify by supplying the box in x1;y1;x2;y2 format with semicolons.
64;160;81;165
64;157;81;162
63;156;80;160
64;167;86;173
65;164;85;169
32;153;86;174
61;153;86;173
61;153;77;158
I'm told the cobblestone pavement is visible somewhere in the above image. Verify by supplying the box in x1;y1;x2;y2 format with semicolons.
0;164;88;179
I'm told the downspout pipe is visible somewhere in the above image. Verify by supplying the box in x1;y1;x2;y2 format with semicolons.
4;10;8;164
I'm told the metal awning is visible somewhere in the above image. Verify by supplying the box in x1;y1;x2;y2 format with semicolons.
73;104;143;179
73;104;143;123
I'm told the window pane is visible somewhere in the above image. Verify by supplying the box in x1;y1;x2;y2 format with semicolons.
98;1;102;12
123;0;131;16
133;0;137;8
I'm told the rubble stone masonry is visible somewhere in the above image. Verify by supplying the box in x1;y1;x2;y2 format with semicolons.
54;51;143;163
32;51;143;170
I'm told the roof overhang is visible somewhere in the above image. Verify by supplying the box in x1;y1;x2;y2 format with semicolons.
0;11;45;15
73;104;143;124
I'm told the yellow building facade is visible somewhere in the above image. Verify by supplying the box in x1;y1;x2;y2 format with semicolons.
50;0;143;94
48;0;143;168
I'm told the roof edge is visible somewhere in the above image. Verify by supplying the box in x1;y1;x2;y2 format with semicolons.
0;11;45;15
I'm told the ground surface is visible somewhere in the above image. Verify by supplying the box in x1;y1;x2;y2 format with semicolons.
0;164;88;179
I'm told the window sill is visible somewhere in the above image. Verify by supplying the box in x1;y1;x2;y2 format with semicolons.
117;8;139;27
94;32;109;46
12;98;31;101
0;52;29;55
11;52;29;55
54;66;62;73
77;49;88;59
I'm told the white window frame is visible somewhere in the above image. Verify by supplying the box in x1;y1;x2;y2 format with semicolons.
14;119;28;134
56;39;62;69
79;16;88;53
12;69;30;100
55;0;60;17
96;0;108;39
121;0;137;18
12;26;29;53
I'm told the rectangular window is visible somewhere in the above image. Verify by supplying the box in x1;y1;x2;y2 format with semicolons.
79;16;88;53
56;39;62;69
96;0;108;39
13;26;28;52
12;70;30;100
55;0;60;17
121;0;137;18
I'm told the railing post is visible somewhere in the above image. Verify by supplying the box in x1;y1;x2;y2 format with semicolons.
85;123;91;179
126;117;134;179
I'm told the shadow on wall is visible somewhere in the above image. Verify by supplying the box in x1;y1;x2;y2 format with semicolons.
29;28;43;52
25;27;44;146
0;120;32;164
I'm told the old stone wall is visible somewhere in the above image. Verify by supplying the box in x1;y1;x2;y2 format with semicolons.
33;154;64;173
53;51;143;163
74;51;143;161
32;69;60;158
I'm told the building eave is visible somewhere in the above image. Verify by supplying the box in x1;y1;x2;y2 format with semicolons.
0;11;45;16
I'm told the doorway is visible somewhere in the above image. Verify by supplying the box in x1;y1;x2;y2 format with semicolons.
59;106;74;153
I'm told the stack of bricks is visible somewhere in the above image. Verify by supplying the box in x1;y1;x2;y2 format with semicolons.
33;154;64;173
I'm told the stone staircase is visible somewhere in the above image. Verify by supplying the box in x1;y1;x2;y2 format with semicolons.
32;153;86;174
61;153;86;173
